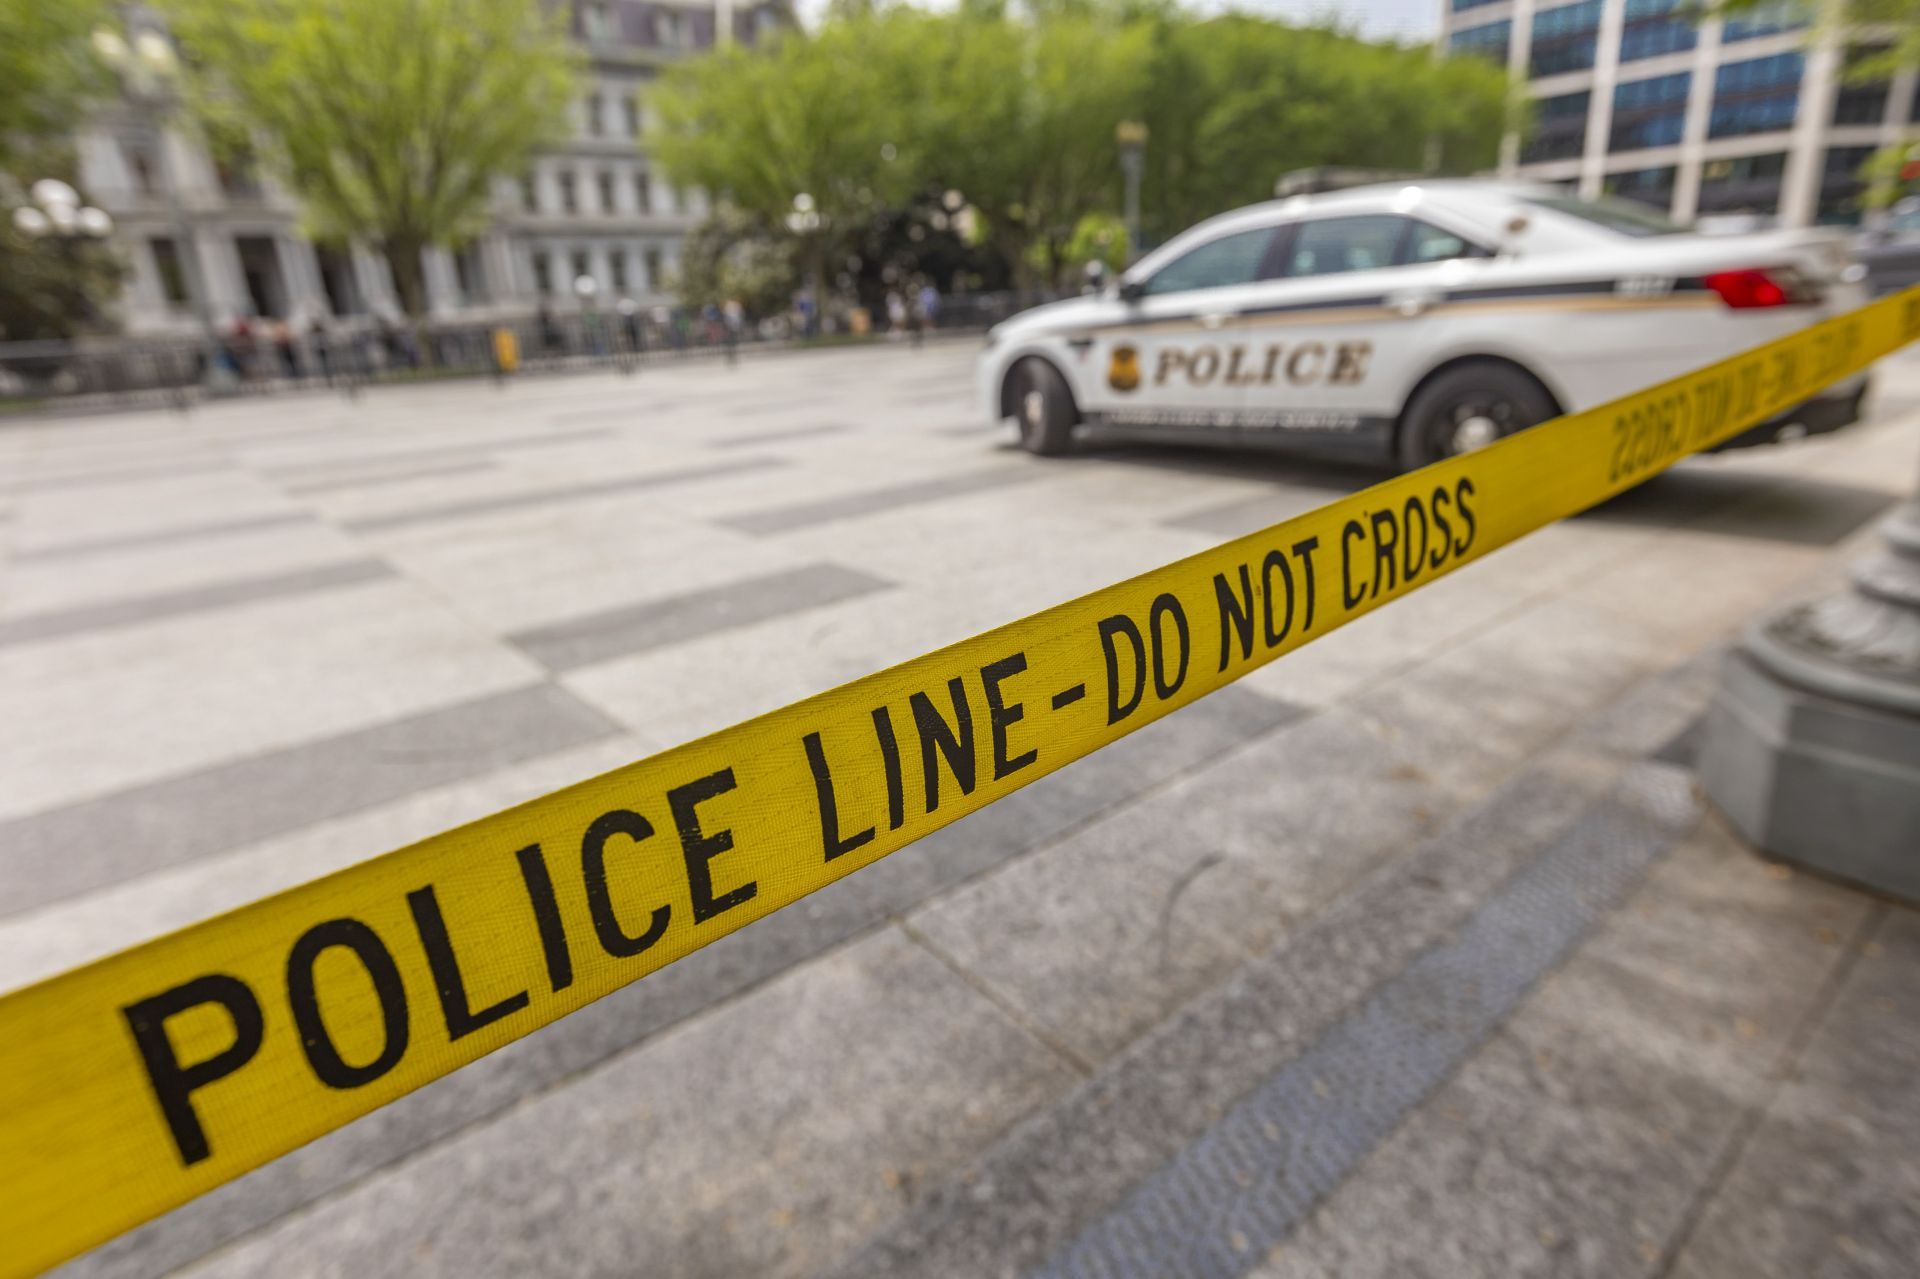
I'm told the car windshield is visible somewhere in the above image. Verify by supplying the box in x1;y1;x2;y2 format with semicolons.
1525;194;1688;238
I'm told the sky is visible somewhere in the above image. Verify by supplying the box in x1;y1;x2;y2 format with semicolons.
787;0;1440;43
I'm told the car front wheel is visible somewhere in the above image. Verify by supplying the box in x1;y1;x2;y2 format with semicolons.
1397;361;1557;472
1007;358;1078;457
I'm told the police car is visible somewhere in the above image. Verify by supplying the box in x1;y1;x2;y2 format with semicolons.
979;180;1870;470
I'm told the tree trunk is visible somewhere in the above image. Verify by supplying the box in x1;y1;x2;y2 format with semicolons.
383;240;430;367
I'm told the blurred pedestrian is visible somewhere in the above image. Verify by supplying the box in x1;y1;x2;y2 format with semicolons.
537;303;560;356
885;290;907;341
723;297;744;366
270;318;298;378
914;280;939;348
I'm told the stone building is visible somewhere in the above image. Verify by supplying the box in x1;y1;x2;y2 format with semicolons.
77;0;787;336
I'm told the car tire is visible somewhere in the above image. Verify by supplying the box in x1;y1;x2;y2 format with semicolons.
1397;361;1557;472
1008;358;1078;457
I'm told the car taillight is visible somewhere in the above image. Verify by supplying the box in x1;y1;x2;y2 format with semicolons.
1701;268;1816;308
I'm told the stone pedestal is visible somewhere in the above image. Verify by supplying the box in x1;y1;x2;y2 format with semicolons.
1700;494;1920;902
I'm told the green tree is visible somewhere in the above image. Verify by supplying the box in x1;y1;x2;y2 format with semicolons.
652;11;932;307
0;0;111;173
158;0;577;318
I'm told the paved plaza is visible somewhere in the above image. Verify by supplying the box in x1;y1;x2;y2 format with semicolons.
2;342;1917;1278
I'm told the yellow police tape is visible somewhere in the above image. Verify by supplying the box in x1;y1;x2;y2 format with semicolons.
4;289;1917;1276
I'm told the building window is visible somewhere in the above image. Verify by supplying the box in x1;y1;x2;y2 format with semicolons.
1696;151;1789;215
597;170;617;214
559;171;578;214
1724;3;1802;42
581;1;611;41
634;171;653;214
1709;53;1803;138
656;10;684;46
1818;145;1879;223
521;172;539;213
643;247;662;289
586;93;605;137
149;237;189;304
1603;166;1678;213
1833;44;1891;127
611;251;629;292
1450;0;1503;9
1609;72;1691;152
624;95;641;136
1448;18;1510;64
1524;90;1591;162
532;250;553;295
571;249;591;288
1618;0;1695;63
1528;1;1602;77
123;139;159;196
454;245;486;304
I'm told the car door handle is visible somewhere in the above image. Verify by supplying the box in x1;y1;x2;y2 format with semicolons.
1385;289;1440;317
1196;312;1233;330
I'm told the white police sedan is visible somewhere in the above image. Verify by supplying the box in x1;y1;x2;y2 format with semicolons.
979;181;1870;470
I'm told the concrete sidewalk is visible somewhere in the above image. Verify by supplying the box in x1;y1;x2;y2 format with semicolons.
1;342;1914;1278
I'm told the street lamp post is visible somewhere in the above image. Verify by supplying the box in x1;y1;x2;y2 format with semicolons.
1116;121;1148;266
91;22;229;392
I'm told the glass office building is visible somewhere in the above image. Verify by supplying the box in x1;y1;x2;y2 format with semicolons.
1440;0;1914;226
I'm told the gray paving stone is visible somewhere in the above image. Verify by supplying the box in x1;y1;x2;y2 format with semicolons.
9;513;317;561
280;459;495;495
0;683;620;919
341;457;784;533
0;559;393;649
822;662;1717;1279
0;457;231;494
1251;819;1875;1279
169;929;1079;1279
718;465;1046;535
1162;487;1362;540
260;426;616;479
507;562;894;671
1666;908;1918;1279
711;423;850;449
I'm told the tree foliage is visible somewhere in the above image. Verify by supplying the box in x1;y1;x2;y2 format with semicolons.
0;0;111;175
650;3;1510;297
158;0;578;317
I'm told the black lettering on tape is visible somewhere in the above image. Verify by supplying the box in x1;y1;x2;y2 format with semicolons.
1291;536;1320;632
1454;476;1478;554
286;919;410;1090
1340;519;1366;610
1149;592;1190;700
1099;614;1146;725
581;809;670;957
872;706;905;831
1260;549;1294;646
1402;495;1429;583
1215;565;1256;672
1429;487;1453;569
514;844;574;993
1368;508;1398;600
123;974;266;1166
406;885;531;1041
909;677;977;815
670;769;755;925
803;732;876;863
981;652;1037;781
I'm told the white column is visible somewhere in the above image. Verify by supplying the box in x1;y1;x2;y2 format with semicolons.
1503;0;1538;177
1779;18;1841;226
1580;0;1629;197
1671;17;1723;222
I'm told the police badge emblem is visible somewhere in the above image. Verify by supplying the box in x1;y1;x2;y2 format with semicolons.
1108;344;1141;392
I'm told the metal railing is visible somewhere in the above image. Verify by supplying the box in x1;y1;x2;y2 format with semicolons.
0;291;1061;415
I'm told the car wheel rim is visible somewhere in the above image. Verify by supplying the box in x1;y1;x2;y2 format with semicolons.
1442;395;1515;456
1022;388;1047;436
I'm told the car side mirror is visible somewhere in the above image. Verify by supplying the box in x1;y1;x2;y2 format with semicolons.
1118;278;1147;302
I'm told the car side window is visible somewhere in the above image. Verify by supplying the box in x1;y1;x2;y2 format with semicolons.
1283;216;1409;278
1405;220;1491;264
1143;227;1278;296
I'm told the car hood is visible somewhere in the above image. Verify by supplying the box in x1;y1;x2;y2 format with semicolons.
990;294;1113;342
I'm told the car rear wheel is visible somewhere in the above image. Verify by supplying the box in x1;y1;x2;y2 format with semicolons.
1397;362;1557;472
1008;358;1077;457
